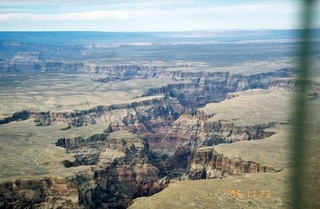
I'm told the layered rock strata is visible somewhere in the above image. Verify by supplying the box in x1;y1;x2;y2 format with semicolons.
56;132;166;209
0;67;297;208
188;147;276;180
0;177;79;209
0;131;167;209
0;68;293;127
136;68;294;108
0;106;286;209
144;108;278;179
0;96;183;128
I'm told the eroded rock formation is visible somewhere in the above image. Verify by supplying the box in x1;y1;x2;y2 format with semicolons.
188;147;276;180
0;66;298;208
0;67;294;127
0;177;79;209
0;96;184;128
56;132;166;209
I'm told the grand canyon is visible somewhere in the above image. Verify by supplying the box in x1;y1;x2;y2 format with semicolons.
0;30;319;209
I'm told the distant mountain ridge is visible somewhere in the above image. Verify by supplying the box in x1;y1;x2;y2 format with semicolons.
0;29;319;46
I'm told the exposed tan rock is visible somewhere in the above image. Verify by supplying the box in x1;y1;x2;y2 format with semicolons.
0;67;300;208
56;131;167;208
188;147;276;180
0;177;79;209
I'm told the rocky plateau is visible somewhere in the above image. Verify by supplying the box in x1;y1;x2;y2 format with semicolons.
1;30;320;209
0;61;309;208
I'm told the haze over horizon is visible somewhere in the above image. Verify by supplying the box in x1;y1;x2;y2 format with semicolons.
0;0;319;32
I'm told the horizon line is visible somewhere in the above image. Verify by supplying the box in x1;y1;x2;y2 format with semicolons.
1;28;320;33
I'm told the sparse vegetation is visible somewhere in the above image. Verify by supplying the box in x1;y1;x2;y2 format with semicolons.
0;31;319;208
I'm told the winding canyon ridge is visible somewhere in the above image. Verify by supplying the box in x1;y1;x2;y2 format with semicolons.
0;31;320;209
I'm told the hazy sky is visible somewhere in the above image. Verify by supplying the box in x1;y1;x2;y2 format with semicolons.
0;0;319;31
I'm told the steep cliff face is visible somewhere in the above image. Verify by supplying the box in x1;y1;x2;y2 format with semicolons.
0;90;282;182
202;121;276;145
91;65;188;78
56;131;166;209
3;52;42;72
0;110;30;125
56;133;108;166
49;108;279;208
188;147;276;180
141;108;279;180
0;68;293;130
0;96;184;129
0;131;167;209
42;62;85;72
82;164;163;209
139;68;293;108
157;109;276;150
270;78;320;100
0;177;79;209
270;78;304;91
51;118;277;208
0;66;296;208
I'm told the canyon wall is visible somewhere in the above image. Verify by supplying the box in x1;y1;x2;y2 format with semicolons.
140;68;293;107
0;132;167;209
0;63;298;208
0;96;183;128
57;131;169;209
0;67;294;128
0;177;80;209
188;147;276;180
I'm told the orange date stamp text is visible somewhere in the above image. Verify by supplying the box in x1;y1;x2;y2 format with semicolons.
228;189;271;199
